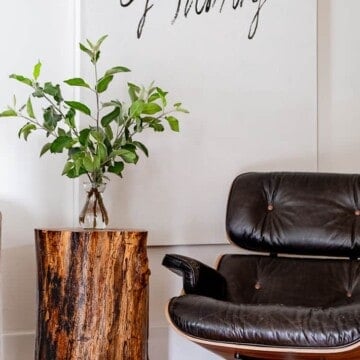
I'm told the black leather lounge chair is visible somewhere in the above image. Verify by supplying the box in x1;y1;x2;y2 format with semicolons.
163;172;360;360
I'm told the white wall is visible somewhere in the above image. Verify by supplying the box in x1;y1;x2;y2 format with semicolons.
318;0;360;173
1;0;359;359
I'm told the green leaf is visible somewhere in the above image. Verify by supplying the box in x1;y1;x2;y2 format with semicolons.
129;100;144;117
79;43;93;58
64;78;90;88
18;123;36;140
0;109;17;117
144;117;165;132
44;82;63;103
93;50;100;64
96;75;113;93
166;116;180;132
66;165;86;178
74;156;84;175
90;129;104;142
156;87;168;97
141;116;155;124
57;127;66;137
43;106;61;131
134;117;143;132
102;100;122;108
33;61;42;80
50;135;74;153
81;36;107;63
149;122;164;132
97;143;107;161
122;143;136;151
108;161;124;176
65;108;76;129
93;153;101;170
133;141;149;157
79;128;91;146
86;39;95;49
94;35;108;51
105;66;131;76
40;142;52;157
114;149;138;164
156;87;168;107
142;103;162;115
62;161;75;176
174;106;189;114
128;82;140;102
26;97;35;119
148;93;161;102
9;74;33;86
147;82;156;95
174;102;189;113
105;125;114;141
68;147;82;158
101;107;120;127
32;87;44;98
83;154;95;172
65;101;91;116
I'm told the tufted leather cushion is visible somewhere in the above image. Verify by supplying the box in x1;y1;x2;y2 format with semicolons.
226;172;360;257
218;255;360;308
169;294;360;348
168;254;360;348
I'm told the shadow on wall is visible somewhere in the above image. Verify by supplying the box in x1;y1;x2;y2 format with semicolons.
0;200;37;359
1;245;37;333
1;244;36;359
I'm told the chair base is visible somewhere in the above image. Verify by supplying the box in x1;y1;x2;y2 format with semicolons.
196;341;360;360
196;340;360;360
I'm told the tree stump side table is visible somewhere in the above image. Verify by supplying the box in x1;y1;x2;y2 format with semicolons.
35;229;149;360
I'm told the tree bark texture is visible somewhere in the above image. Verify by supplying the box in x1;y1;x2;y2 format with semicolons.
35;229;149;360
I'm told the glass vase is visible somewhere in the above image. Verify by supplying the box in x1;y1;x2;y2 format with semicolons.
79;182;109;229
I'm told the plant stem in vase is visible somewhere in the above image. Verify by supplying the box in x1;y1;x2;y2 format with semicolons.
79;182;109;229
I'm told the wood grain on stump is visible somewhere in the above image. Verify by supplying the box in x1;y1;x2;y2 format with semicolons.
35;229;149;360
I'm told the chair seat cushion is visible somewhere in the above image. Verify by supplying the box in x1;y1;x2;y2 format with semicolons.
168;255;360;348
168;295;360;347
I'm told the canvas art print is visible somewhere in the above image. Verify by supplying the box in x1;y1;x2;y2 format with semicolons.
79;0;317;245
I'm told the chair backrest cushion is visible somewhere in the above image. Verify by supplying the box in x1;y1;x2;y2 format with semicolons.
226;172;360;257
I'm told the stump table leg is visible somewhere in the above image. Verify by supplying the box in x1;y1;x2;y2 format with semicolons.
35;229;149;360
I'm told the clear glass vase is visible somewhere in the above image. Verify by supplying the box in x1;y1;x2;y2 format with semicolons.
79;182;109;229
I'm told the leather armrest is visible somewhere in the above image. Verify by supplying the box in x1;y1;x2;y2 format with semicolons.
162;254;227;300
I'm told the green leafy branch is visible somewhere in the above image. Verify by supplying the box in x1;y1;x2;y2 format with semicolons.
0;35;188;185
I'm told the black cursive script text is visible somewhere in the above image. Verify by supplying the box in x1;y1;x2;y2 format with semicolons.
120;0;268;39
